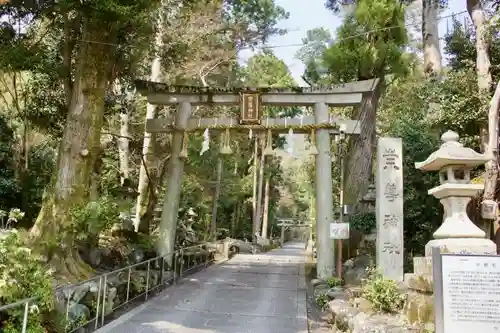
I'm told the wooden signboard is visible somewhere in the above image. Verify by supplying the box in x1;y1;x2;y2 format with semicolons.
239;92;261;124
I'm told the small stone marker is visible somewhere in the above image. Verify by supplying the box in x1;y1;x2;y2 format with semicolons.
329;222;349;239
376;137;404;281
432;248;500;333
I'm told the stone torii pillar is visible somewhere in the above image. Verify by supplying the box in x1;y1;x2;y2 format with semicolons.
315;102;335;279
158;102;192;258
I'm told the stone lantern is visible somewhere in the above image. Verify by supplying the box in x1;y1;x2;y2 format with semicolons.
403;130;496;326
359;183;376;240
414;130;496;256
359;183;376;212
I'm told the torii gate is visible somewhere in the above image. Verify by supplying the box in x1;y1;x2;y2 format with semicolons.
134;79;379;279
276;218;313;246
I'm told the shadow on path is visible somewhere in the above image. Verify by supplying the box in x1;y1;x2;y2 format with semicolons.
95;242;309;333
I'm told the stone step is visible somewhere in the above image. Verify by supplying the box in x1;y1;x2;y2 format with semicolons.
413;256;433;276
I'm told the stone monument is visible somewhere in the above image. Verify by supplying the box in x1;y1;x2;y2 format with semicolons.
376;137;404;281
404;130;496;325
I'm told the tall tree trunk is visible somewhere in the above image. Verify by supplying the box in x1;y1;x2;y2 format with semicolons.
251;137;258;232
422;0;442;76
468;0;492;155
261;175;270;239
118;111;130;185
231;201;240;238
253;135;265;242
30;21;114;280
134;15;163;232
344;81;383;207
467;0;492;92
468;0;495;235
210;158;223;240
486;83;500;240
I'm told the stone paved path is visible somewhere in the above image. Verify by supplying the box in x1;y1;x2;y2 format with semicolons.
96;242;308;333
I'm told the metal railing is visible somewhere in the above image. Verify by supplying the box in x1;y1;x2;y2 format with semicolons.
0;242;224;333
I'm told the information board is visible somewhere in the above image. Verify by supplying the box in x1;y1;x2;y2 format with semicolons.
432;249;500;333
329;222;349;239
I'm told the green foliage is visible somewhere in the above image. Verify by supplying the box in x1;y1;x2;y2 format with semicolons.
241;50;296;87
348;212;376;235
445;17;500;85
307;0;409;84
71;197;122;240
0;230;54;332
361;266;405;313
224;0;289;44
315;292;329;310
326;276;343;288
0;115;18;209
0;208;24;229
379;78;441;259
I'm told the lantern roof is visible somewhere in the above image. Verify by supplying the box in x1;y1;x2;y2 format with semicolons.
415;130;489;171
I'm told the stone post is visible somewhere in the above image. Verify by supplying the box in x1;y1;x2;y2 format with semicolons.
223;238;231;260
158;102;192;258
281;225;285;246
376;137;404;281
314;102;335;279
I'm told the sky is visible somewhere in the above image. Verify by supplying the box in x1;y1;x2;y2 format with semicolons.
239;0;468;86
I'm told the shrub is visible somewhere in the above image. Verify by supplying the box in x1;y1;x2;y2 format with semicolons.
348;212;376;235
71;196;122;240
326;276;343;288
315;292;329;310
0;230;54;332
361;267;405;313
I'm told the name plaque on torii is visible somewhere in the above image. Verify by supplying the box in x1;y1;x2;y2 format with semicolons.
239;91;261;125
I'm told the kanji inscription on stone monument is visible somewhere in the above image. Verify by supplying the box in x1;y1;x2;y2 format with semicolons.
382;148;400;170
384;182;399;202
376;137;404;281
383;214;399;228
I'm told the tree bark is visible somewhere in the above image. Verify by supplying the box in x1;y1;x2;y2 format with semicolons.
30;20;114;280
344;81;383;207
253;135;265;242
468;0;495;235
210;158;223;240
486;83;500;239
231;201;240;238
134;14;163;232
118;111;130;185
467;0;492;92
251;137;258;232
261;175;271;239
422;0;442;76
